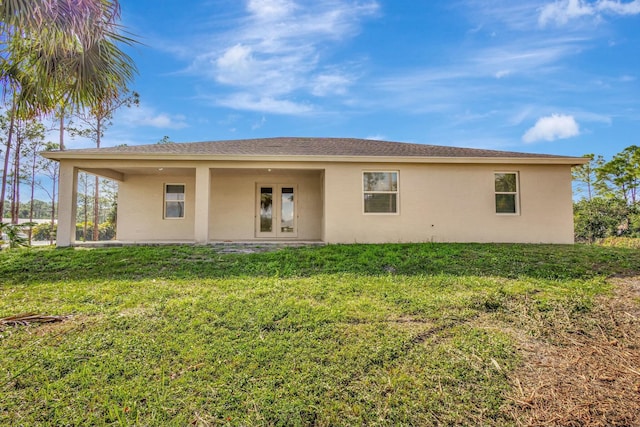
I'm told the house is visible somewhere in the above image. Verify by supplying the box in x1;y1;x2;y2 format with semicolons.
41;137;588;246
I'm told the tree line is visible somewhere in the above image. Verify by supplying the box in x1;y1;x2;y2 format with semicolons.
0;107;128;242
572;145;640;242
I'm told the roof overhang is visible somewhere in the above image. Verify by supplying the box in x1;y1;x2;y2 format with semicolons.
40;151;589;166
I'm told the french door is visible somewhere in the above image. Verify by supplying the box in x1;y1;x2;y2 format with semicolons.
256;184;297;238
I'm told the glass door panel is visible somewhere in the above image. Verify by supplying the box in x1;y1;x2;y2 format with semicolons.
281;187;295;233
260;187;273;232
256;184;297;238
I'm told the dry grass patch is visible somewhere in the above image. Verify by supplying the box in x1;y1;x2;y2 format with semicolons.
506;276;640;427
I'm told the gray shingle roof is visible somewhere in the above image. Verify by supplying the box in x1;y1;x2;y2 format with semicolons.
51;137;574;159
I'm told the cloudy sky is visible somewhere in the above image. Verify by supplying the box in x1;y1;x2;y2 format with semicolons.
74;0;640;160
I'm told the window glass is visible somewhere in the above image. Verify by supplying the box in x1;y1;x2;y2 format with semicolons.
495;194;516;214
495;173;517;192
494;173;518;214
363;172;398;213
364;193;397;213
165;184;185;219
364;172;398;192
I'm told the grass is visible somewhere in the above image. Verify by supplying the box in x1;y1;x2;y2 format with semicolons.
1;243;639;426
597;236;640;249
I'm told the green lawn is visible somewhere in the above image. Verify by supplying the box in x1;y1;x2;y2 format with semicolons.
1;243;638;426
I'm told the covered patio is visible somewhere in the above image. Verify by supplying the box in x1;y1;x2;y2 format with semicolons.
56;160;325;246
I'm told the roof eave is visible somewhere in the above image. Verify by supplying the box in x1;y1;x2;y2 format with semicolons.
40;151;587;165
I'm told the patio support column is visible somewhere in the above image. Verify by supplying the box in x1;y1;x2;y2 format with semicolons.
194;166;211;244
57;162;78;247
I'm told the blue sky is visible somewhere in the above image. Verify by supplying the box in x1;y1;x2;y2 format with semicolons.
71;0;639;160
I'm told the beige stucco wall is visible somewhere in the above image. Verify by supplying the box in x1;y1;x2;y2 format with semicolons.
64;159;574;245
115;166;323;242
117;173;196;242
208;169;323;241
323;162;574;244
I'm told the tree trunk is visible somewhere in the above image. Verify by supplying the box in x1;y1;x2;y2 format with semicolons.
0;94;17;222
59;111;65;151
28;150;38;243
82;175;88;241
93;118;101;240
50;166;57;246
10;123;22;225
93;175;100;240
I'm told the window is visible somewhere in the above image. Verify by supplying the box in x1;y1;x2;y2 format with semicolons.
494;172;518;214
363;171;398;214
164;184;185;219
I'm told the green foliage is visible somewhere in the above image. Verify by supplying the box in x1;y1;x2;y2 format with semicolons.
0;243;623;426
0;221;34;249
597;236;640;249
594;145;640;204
573;145;640;241
75;221;116;241
156;135;173;144
574;197;631;242
0;0;138;114
571;153;598;200
2;199;53;220
31;222;56;241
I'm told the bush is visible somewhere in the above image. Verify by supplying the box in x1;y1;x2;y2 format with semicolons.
32;223;57;241
76;221;116;241
574;197;630;243
99;222;116;240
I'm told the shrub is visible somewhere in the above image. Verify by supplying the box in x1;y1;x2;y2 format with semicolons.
32;223;57;241
76;221;116;241
574;197;629;242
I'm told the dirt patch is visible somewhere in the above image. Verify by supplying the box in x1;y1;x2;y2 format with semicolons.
505;276;640;427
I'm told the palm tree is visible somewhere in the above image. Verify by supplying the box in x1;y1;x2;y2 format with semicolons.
0;0;137;221
0;0;137;112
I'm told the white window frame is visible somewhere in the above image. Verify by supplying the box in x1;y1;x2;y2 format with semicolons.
362;171;399;215
494;172;519;215
164;183;186;219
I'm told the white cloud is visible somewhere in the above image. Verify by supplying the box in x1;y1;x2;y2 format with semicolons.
462;0;543;31
215;44;255;84
141;113;188;129
522;114;580;142
216;93;314;115
539;0;594;26
311;73;352;96
597;0;640;14
247;0;296;20
120;106;189;130
188;0;379;113
539;0;640;26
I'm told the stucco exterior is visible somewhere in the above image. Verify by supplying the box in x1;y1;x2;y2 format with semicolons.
42;138;585;246
322;162;574;243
